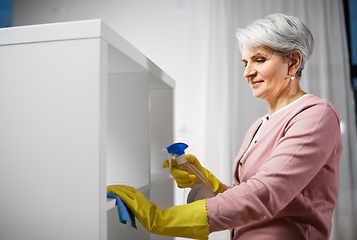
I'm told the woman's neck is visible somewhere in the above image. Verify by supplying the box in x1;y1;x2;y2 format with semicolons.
267;83;306;115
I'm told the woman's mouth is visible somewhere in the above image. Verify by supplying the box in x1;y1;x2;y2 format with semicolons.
250;80;264;88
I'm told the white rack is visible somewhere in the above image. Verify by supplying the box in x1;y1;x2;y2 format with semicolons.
0;20;174;240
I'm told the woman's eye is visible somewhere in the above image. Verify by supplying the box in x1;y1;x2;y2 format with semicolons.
257;58;266;63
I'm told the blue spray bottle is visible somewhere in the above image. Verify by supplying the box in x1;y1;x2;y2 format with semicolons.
163;142;215;203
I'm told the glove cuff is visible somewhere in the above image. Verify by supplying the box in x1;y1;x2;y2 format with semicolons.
150;199;209;239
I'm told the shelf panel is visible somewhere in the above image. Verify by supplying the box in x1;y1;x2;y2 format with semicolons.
0;19;175;89
107;198;116;211
0;19;102;45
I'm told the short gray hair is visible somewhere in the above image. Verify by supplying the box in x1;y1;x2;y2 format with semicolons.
236;13;314;77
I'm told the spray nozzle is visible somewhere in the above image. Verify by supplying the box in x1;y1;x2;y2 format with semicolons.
166;142;188;156
162;142;189;168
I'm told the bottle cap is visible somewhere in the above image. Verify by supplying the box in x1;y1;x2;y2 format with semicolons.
166;142;188;156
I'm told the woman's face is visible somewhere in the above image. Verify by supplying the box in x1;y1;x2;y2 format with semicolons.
241;45;291;103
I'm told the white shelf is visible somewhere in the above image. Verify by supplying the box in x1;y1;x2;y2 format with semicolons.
0;19;174;240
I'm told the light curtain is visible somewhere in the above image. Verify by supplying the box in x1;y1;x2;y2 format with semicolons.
202;0;357;239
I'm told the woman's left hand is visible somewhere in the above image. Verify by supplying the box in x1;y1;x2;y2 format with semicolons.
107;185;209;239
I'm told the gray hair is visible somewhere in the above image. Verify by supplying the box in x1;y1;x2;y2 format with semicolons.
236;13;314;77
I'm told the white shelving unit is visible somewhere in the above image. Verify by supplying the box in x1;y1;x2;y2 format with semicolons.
0;20;174;240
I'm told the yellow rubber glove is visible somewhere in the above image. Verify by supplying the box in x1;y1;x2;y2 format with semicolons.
162;154;226;195
107;185;209;240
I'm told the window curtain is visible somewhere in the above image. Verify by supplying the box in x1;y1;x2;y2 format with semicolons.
202;0;357;239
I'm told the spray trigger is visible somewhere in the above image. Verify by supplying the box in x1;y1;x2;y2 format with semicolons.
161;148;172;169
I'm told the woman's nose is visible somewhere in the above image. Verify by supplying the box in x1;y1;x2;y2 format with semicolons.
244;64;256;79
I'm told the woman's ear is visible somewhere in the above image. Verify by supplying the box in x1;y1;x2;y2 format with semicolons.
288;50;302;76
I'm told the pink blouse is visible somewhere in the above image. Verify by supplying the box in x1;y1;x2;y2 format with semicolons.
206;94;342;240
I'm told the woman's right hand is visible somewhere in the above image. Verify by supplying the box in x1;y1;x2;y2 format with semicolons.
162;154;227;194
162;158;197;188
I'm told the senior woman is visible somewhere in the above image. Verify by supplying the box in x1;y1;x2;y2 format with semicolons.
107;13;342;240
